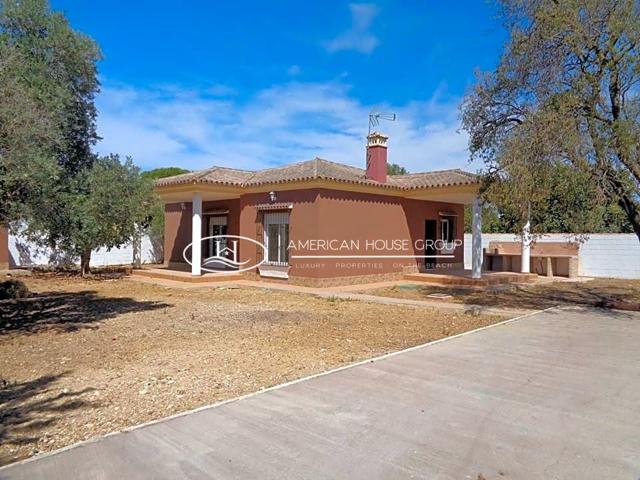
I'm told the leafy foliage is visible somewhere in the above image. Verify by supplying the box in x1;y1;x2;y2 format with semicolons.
0;0;101;225
0;279;28;300
387;163;408;175
461;0;640;240
140;167;189;239
0;1;157;274
464;165;632;233
25;155;153;274
141;167;189;182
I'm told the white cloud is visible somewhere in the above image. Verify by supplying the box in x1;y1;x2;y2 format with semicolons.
287;65;301;76
324;3;380;54
95;79;477;174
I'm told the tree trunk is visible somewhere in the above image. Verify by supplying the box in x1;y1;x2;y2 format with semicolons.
618;195;640;243
80;250;91;277
132;230;142;269
586;117;640;242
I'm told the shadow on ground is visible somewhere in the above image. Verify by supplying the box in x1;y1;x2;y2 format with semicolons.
0;373;97;465
388;281;640;312
0;291;170;334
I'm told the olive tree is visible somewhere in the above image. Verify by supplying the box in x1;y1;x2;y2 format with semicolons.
462;0;640;241
27;155;153;275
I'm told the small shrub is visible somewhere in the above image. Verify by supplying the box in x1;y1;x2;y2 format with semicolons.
0;279;29;300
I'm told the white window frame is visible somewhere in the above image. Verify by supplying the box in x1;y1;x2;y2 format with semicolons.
263;212;290;266
441;218;451;243
440;215;456;253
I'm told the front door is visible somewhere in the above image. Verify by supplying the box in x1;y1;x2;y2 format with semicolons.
424;219;437;269
207;216;228;262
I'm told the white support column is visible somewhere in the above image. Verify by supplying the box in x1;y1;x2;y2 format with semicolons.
521;219;531;273
471;196;483;279
191;192;202;276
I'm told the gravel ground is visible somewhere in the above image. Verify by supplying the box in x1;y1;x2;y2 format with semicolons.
0;274;503;466
370;278;640;311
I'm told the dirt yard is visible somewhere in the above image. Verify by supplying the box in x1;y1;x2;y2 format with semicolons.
0;274;504;466
371;278;640;311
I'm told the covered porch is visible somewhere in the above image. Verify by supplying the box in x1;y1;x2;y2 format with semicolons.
156;180;488;283
159;185;243;276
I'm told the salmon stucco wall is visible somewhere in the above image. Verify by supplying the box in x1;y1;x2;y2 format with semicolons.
238;189;321;274
299;189;463;278
237;188;464;280
164;199;240;264
165;189;464;279
0;226;8;270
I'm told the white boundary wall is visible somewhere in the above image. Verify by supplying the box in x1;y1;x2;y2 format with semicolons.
464;233;640;279
8;230;639;278
8;233;161;268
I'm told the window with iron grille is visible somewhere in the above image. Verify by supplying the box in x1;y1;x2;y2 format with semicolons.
263;211;290;265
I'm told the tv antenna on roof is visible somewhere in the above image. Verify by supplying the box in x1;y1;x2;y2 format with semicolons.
368;111;396;136
367;111;396;168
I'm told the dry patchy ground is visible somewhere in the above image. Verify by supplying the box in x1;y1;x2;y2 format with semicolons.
371;278;640;311
0;275;503;466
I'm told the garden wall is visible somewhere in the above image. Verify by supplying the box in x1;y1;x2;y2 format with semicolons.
464;233;640;279
8;232;162;268
7;230;639;278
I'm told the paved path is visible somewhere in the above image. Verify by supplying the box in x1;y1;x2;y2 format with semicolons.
2;307;639;479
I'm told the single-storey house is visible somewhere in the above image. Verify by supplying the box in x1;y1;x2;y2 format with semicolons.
155;133;484;286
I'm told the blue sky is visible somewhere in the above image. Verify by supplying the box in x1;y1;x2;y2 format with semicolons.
52;1;506;172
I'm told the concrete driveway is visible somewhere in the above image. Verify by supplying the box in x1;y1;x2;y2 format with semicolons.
2;307;639;479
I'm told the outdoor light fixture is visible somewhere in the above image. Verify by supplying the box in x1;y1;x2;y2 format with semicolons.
269;191;277;203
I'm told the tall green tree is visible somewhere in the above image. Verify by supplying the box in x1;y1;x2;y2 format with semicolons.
1;0;101;172
27;155;153;275
462;0;640;241
0;43;60;222
0;0;101;221
1;0;107;270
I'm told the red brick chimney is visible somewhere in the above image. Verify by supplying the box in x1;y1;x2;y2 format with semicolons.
366;132;388;183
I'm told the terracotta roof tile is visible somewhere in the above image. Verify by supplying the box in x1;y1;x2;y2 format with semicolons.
155;158;477;191
155;166;253;187
388;169;478;188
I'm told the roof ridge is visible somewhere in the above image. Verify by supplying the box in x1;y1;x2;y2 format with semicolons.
250;158;318;175
209;165;256;173
155;159;478;190
242;158;319;185
192;167;219;181
314;157;365;171
389;168;476;178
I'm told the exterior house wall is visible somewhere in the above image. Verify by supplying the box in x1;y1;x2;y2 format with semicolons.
164;199;241;265
0;226;8;270
312;189;464;278
165;189;465;284
237;188;464;284
238;189;321;278
164;202;191;264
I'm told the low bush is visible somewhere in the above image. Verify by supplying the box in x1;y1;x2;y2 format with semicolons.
0;279;29;300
